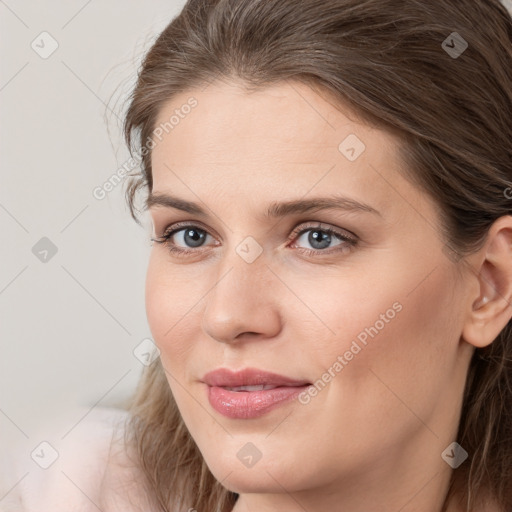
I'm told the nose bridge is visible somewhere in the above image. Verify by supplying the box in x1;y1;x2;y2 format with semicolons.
201;238;282;342
213;232;269;297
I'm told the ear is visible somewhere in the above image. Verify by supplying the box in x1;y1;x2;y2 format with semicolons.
462;215;512;348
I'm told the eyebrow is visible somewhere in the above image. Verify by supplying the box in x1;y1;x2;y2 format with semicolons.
145;192;381;218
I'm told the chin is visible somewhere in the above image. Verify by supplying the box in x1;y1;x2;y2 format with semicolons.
203;451;312;494
216;470;292;495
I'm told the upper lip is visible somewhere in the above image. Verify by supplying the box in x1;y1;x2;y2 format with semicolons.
202;367;311;387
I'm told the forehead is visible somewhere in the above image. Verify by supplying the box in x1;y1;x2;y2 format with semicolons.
152;79;391;159
149;80;425;220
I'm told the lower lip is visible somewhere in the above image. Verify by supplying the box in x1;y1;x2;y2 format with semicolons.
206;384;311;419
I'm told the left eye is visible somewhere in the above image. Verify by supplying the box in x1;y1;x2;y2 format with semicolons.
292;226;351;251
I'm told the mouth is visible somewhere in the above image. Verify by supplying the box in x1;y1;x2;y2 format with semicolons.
201;368;312;419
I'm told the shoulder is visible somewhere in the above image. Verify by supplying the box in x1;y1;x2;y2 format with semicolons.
0;406;156;512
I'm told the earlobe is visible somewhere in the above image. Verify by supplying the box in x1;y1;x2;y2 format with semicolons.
462;215;512;349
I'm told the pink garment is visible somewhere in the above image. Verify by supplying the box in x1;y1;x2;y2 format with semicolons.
0;406;158;512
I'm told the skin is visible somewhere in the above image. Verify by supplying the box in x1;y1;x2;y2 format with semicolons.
145;79;512;512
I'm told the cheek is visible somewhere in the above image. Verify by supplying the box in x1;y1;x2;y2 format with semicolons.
295;256;461;404
144;254;200;368
318;262;460;425
276;266;460;475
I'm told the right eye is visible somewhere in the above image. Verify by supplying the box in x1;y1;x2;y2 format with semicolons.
151;223;218;256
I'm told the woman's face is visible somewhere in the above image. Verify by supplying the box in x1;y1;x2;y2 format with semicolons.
145;80;475;507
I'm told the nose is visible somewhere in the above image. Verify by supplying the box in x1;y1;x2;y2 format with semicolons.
201;247;283;344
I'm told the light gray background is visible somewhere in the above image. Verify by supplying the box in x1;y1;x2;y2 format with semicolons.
0;0;186;463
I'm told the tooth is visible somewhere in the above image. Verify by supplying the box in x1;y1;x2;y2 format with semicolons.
224;384;278;392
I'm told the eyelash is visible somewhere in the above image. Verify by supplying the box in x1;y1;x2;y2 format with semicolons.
150;221;358;258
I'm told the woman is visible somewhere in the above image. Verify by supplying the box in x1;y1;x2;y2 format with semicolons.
120;0;512;510
4;0;511;511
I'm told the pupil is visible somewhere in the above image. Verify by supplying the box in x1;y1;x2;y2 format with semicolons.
185;228;205;248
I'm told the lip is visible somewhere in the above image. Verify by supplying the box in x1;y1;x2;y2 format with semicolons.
202;367;312;419
201;367;311;387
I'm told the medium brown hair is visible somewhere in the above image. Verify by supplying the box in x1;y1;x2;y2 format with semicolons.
120;1;512;510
